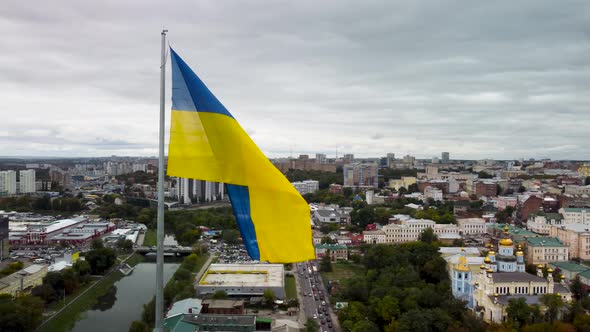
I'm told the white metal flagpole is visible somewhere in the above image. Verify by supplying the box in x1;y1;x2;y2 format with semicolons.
155;28;167;332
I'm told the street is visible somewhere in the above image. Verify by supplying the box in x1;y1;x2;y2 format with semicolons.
295;260;338;332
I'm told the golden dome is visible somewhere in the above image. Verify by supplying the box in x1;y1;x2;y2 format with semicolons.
480;264;486;269
503;225;509;233
484;257;491;263
456;256;470;272
499;238;513;246
494;292;498;297
487;268;493;273
488;250;496;255
537;264;543;269
516;250;524;256
560;275;565;279
548;268;554;273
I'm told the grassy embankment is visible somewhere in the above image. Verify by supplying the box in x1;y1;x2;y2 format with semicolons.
38;253;145;332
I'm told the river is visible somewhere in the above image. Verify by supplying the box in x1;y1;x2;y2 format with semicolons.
69;262;180;332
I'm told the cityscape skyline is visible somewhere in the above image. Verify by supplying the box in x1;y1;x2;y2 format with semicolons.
2;1;589;159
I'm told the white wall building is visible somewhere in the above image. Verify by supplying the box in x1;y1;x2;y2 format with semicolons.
424;186;443;201
0;171;17;195
560;208;590;225
362;230;386;244
291;180;319;195
382;217;459;243
457;218;487;235
19;170;35;194
527;212;565;235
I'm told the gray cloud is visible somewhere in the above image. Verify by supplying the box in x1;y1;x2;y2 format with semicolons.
0;0;589;160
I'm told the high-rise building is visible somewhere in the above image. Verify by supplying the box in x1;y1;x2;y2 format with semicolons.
176;178;225;204
343;163;378;188
315;153;327;164
0;171;17;196
19;170;36;194
386;153;396;168
432;157;440;164
343;154;354;163
442;152;450;163
0;216;8;260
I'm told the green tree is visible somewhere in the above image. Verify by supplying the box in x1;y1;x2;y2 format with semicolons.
574;314;590;331
352;320;380;332
507;297;532;328
263;289;276;306
222;229;241;245
305;318;320;332
91;238;104;249
320;251;333;272
86;247;116;275
408;183;419;193
570;275;587;300
212;290;228;299
419;228;438;244
129;320;150;332
540;294;564;322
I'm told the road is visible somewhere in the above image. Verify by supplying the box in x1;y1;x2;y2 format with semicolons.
295;260;337;332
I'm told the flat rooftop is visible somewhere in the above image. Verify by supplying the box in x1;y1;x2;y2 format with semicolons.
199;263;283;288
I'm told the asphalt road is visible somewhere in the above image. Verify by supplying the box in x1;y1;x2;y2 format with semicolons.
296;261;337;332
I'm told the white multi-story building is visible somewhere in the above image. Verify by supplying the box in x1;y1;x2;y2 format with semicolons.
362;230;386;244
0;171;17;195
457;218;486;235
527;212;565;234
559;208;590;225
132;163;148;172
382;217;459;243
19;170;35;194
176;178;224;204
291;180;319;195
424;186;443;201
564;185;590;196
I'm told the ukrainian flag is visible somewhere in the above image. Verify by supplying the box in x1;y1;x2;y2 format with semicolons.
167;49;314;263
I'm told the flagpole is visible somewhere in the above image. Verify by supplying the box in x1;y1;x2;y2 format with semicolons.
155;28;167;332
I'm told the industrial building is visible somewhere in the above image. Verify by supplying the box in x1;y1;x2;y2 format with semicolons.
9;216;116;245
197;264;285;298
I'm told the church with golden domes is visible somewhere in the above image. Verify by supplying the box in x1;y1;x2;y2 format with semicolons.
483;225;526;273
455;225;573;323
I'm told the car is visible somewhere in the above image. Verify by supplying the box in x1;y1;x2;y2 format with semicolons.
312;314;317;319
321;301;326;306
328;323;333;328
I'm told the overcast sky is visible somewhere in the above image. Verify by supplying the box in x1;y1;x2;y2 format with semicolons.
1;1;589;160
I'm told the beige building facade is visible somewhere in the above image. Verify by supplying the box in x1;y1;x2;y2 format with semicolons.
550;224;590;260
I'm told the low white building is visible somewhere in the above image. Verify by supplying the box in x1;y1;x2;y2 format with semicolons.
457;218;487;235
424;186;443;201
362;230;386;244
196;264;285;298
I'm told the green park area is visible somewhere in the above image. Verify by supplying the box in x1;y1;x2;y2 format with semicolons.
143;229;157;246
284;274;297;300
321;261;365;283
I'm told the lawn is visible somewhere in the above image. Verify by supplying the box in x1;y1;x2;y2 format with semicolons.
321;262;365;283
284;275;297;300
143;229;157;246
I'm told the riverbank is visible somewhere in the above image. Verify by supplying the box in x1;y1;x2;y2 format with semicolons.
37;253;145;332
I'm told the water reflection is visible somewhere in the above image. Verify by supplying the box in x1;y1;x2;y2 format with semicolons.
70;263;179;332
92;286;117;311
